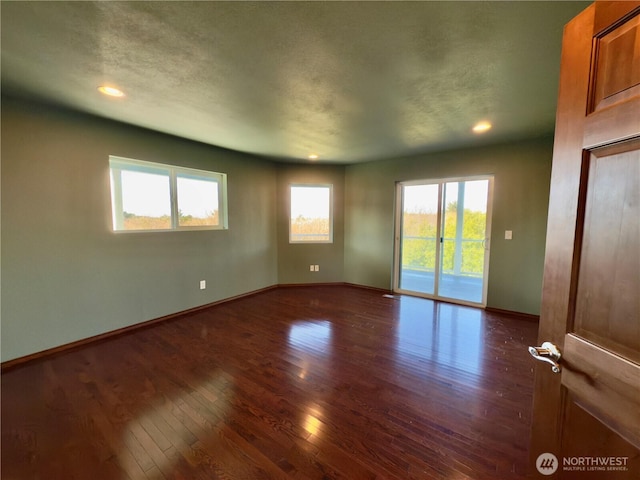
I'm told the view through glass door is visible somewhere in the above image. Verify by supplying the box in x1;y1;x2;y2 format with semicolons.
395;177;493;306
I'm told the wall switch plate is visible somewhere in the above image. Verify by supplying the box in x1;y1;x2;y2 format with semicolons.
310;265;315;272
505;230;513;240
314;265;320;271
200;280;206;290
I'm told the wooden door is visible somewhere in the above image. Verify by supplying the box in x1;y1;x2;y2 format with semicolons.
529;1;640;479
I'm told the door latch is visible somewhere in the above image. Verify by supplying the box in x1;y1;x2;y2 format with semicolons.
528;341;562;373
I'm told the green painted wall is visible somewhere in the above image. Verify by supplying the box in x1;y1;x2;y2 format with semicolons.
2;97;552;362
1;97;278;362
344;137;552;315
276;164;345;284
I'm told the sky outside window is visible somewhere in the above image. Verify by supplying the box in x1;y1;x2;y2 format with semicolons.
121;170;170;217
291;186;330;219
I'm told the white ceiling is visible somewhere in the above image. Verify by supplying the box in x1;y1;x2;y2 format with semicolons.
1;1;590;164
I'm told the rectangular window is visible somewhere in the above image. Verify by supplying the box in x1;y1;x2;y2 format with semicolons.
290;184;333;243
109;156;227;232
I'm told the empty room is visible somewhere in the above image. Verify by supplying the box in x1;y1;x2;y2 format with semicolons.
2;1;639;479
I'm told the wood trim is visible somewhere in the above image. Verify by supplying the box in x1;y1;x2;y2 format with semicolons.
341;282;393;295
2;282;536;372
277;282;350;289
484;307;540;323
1;285;278;372
279;282;393;295
2;283;397;372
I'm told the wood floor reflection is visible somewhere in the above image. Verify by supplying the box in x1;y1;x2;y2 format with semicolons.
2;285;539;479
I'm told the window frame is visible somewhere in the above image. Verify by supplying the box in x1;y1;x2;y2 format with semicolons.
289;183;334;244
109;155;228;233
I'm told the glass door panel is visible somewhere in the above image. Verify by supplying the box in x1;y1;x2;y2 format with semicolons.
398;184;440;295
438;180;489;303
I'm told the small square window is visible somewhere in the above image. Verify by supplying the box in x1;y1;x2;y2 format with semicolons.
290;184;333;243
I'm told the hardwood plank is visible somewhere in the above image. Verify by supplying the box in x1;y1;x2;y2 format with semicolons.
1;285;538;479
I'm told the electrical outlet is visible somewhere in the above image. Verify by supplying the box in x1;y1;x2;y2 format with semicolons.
505;230;513;240
310;265;314;272
314;265;319;271
200;280;206;290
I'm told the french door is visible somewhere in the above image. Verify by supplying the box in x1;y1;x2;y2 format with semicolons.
394;176;493;306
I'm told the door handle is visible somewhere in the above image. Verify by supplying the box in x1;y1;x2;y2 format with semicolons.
528;341;562;373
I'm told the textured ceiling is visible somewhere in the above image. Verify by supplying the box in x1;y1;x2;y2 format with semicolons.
1;1;589;164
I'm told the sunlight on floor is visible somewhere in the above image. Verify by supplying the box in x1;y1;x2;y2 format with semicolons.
120;373;232;479
288;320;332;354
396;297;485;382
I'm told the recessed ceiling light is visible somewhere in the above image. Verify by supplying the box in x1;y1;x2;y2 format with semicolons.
308;154;319;160
472;121;492;133
98;86;125;97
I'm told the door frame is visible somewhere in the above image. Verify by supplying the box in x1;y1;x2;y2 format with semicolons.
392;175;494;308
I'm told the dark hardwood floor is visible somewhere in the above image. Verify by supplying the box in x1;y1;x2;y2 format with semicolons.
2;285;539;479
